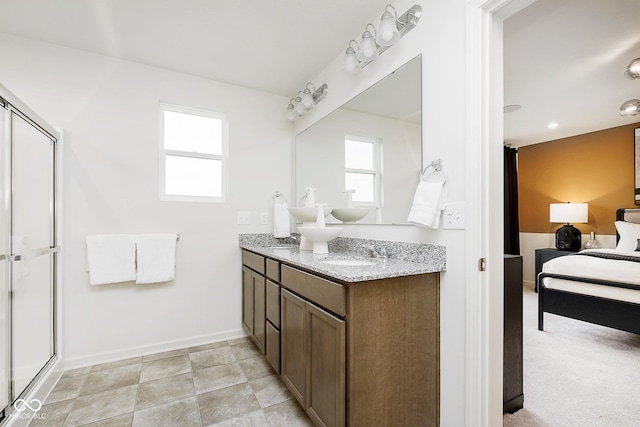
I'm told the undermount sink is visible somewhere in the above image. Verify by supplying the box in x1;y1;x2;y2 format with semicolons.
321;258;376;267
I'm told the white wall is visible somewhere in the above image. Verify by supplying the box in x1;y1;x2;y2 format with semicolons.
0;33;293;367
294;1;468;425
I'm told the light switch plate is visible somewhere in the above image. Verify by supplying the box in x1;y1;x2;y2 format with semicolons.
442;202;465;229
237;211;251;225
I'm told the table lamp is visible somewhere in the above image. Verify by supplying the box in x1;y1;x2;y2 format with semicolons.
550;202;588;251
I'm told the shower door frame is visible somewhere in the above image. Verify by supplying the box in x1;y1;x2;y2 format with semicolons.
0;86;60;424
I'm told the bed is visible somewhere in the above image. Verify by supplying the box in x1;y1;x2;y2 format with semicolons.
537;208;640;335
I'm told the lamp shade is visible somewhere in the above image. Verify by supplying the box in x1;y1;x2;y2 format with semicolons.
549;203;588;224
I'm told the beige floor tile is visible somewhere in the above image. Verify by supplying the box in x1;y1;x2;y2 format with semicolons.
28;399;75;427
197;383;261;426
132;397;201;427
190;346;236;371
188;341;228;353
45;375;89;404
229;342;261;361
90;357;142;373
142;348;189;362
250;375;294;408
237;357;274;381
192;363;246;395
64;384;137;426
80;412;134;427
206;409;270;427
135;372;195;410
139;354;191;383
262;399;314;427
61;367;92;378
226;337;251;346
80;364;141;396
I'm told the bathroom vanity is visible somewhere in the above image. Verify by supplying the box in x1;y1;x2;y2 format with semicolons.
239;234;445;427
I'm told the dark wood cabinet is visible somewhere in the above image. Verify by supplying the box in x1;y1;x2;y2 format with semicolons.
504;254;523;414
281;288;307;404
243;249;440;427
534;248;578;291
241;266;265;354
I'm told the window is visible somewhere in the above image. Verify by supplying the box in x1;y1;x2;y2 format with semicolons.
160;104;227;202
344;135;381;204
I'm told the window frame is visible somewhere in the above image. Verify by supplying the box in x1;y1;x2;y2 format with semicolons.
159;103;228;203
344;134;382;206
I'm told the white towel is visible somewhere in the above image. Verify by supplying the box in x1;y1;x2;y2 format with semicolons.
273;198;291;238
86;235;137;285
407;181;448;228
136;234;177;284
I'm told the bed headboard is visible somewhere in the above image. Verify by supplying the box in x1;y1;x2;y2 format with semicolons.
615;208;640;243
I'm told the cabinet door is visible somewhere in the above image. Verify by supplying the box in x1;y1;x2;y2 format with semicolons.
266;321;281;374
253;272;266;354
306;303;346;427
281;289;307;405
241;267;253;335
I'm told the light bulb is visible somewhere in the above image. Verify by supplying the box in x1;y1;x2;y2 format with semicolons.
294;96;305;115
376;11;399;46
624;58;640;80
302;88;313;109
343;46;359;72
286;104;297;121
357;31;379;62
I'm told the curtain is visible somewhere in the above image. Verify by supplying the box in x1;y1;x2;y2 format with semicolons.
504;146;520;255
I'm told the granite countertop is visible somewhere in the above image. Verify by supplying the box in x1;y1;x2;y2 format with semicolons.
239;233;446;283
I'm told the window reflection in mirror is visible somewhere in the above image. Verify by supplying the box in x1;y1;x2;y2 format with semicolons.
295;55;422;224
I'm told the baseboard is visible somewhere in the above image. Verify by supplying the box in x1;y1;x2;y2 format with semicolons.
63;328;247;370
523;279;535;290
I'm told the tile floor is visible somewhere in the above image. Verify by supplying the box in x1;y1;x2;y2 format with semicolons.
30;337;313;426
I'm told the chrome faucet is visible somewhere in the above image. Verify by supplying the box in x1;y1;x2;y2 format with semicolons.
362;244;389;259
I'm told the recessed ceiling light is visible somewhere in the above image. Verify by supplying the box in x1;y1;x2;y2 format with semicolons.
547;122;559;129
504;104;521;114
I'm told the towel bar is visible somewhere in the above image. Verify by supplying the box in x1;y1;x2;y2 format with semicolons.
422;158;447;181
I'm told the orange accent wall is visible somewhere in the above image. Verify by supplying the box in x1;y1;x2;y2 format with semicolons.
518;122;640;235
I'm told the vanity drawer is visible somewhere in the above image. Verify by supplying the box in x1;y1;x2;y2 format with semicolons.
266;259;280;282
281;265;346;317
242;250;265;274
266;279;281;328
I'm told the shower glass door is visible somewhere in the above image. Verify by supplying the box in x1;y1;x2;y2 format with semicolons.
0;102;8;421
11;111;56;400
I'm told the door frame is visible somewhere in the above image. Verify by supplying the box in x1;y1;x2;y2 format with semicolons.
465;0;536;425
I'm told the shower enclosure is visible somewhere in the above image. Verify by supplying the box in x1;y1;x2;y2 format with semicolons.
0;84;59;424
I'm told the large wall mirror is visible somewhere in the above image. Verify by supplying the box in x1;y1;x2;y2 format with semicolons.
295;55;422;225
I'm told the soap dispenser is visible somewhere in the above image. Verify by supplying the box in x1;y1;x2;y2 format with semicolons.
343;189;355;208
315;203;327;227
304;187;316;207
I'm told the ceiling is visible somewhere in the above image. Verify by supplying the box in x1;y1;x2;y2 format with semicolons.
1;1;639;146
0;0;391;98
504;0;640;146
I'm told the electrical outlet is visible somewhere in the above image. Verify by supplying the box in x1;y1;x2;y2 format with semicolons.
442;202;466;229
260;212;268;225
237;211;251;225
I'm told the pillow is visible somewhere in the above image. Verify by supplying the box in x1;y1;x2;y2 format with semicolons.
615;220;640;251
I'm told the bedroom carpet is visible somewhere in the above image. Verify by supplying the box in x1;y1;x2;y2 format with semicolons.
503;287;640;427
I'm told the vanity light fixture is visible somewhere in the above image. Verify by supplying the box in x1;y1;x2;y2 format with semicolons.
342;4;422;73
619;57;640;116
286;83;328;122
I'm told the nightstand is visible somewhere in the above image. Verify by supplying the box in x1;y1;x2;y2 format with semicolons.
534;248;579;292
